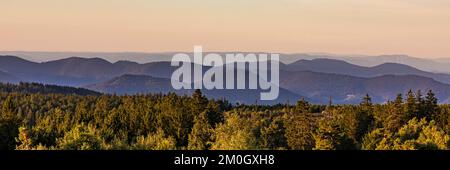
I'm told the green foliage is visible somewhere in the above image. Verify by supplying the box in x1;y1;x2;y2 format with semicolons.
361;94;372;108
188;111;213;150
16;127;33;150
0;96;19;150
131;129;176;150
211;112;257;150
405;90;418;120
261;116;288;150
385;95;407;131
339;106;373;145
425;90;439;120
0;83;449;150
313;114;355;150
295;98;310;113
415;121;449;150
361;128;391;150
362;118;449;150
56;123;104;150
284;114;315;150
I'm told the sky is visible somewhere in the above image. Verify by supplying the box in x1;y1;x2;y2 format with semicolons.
1;0;450;58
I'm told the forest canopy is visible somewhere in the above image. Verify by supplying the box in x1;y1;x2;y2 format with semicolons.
0;83;449;150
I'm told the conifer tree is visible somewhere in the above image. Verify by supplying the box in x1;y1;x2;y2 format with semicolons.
261;117;288;150
416;90;426;118
361;94;372;107
0;96;19;150
284;114;315;150
15;127;34;150
192;89;208;114
313;117;354;150
383;94;406;131
188;111;212;150
296;98;310;113
405;89;417;120
425;90;439;120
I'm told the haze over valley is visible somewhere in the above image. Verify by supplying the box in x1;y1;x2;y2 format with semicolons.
1;54;450;104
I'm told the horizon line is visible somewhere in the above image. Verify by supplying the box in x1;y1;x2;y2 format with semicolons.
1;50;442;59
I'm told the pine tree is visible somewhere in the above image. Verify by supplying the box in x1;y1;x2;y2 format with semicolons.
313;117;354;150
296;98;310;113
340;107;373;144
394;93;404;118
284;114;314;150
0;96;19;150
360;94;372;107
205;101;224;128
328;96;333;107
394;93;403;106
405;89;417;120
1;95;15;120
416;90;425;118
188;111;212;150
192;89;208;111
56;123;104;150
131;128;176;150
384;94;406;131
359;94;373;114
210;113;256;150
261;117;288;149
425;90;439;120
191;89;208;120
16;127;34;150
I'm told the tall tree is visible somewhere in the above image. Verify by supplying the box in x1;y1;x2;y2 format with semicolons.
191;89;208;114
188;111;213;150
416;90;426;118
284;114;315;150
405;89;417;120
425;90;439;120
211;113;256;150
383;94;406;131
56;123;104;150
313;116;354;150
296;98;310;114
261;117;288;150
360;94;372;108
0;96;19;150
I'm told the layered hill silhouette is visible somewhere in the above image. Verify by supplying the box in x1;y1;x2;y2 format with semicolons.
1;55;450;104
0;56;176;86
85;74;175;94
283;58;450;84
85;74;303;105
279;71;450;104
3;51;450;73
0;71;19;83
0;82;100;96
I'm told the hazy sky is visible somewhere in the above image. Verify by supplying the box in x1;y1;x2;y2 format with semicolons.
1;0;450;58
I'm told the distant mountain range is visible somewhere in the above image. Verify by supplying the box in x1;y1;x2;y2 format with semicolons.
0;82;100;96
85;74;175;95
1;55;450;104
279;71;450;104
0;56;176;86
283;58;450;84
0;71;19;83
86;74;303;105
1;51;449;73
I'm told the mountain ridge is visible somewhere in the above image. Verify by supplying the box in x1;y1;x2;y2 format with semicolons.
283;58;450;84
85;74;305;105
2;55;450;104
279;70;450;104
2;51;449;73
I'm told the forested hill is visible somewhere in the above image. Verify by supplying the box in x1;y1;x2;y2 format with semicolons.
0;82;101;96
